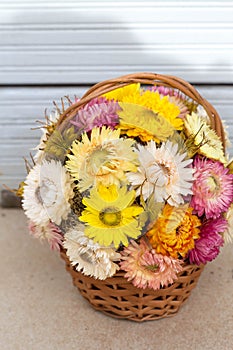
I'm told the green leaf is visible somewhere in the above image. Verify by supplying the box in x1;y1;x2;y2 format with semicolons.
44;126;78;162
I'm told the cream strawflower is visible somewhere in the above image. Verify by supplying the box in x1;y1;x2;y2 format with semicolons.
22;160;74;226
184;112;226;163
66;126;138;192
63;222;120;279
127;140;193;206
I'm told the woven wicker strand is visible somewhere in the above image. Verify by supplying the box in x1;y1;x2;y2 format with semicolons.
60;249;204;322
58;73;224;321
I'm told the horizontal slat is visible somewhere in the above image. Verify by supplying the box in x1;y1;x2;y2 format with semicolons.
0;139;37;152
0;1;232;6
1;29;233;46
1;69;233;85
0;2;232;12
1;161;29;176
2;48;233;65
0;87;86;100
0;126;40;140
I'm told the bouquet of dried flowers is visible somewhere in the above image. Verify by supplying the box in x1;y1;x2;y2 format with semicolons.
20;74;233;293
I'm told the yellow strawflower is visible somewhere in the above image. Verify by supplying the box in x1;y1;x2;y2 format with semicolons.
104;84;183;142
79;184;143;248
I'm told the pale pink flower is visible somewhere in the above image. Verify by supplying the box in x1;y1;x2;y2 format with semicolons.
120;239;183;290
70;97;120;132
29;221;63;251
191;156;233;219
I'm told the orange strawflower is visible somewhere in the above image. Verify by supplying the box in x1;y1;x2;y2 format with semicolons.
147;204;201;258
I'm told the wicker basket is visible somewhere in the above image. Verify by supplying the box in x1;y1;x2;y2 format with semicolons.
57;73;225;322
60;249;204;322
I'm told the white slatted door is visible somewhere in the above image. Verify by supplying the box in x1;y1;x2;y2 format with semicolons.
0;1;233;83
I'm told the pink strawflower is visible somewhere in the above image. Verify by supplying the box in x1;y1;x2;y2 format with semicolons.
150;85;180;97
29;221;63;251
120;239;183;290
188;217;226;265
191;156;233;219
70;97;120;132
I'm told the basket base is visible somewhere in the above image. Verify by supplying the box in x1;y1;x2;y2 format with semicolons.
60;249;204;322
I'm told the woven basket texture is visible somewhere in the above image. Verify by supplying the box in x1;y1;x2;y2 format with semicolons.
60;249;204;322
57;73;224;322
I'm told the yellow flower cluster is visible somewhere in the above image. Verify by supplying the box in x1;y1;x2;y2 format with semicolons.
104;84;183;142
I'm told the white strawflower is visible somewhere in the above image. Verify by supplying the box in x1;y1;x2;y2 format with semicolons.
22;160;74;226
63;223;120;280
127;140;193;206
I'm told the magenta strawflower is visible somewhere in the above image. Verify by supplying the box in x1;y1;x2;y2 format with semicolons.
120;239;183;290
29;221;63;251
70;97;120;132
191;156;233;219
188;217;226;265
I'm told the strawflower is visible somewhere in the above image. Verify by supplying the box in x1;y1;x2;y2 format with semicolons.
66;126;138;192
147;204;201;258
79;184;143;248
117;103;175;143
120;239;183;290
104;84;183;132
103;83;141;102
22;160;74;226
188;217;226;265
29;221;63;251
63;222;120;279
70;97;120;132
127;140;193;206
191;156;233;219
184;112;226;163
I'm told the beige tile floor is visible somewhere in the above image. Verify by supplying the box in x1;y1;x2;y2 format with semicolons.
1;207;233;350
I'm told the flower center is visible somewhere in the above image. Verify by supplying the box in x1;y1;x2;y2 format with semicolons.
159;163;171;178
148;161;172;187
146;264;159;272
79;250;95;264
36;179;58;207
207;175;219;192
89;147;110;173
99;206;122;226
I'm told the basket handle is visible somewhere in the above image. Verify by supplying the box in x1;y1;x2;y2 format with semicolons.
56;72;225;149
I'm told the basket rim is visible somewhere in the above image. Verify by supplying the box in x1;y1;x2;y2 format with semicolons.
60;247;204;293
